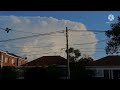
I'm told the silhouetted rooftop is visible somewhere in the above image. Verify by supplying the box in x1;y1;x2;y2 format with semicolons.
88;55;120;66
22;56;67;66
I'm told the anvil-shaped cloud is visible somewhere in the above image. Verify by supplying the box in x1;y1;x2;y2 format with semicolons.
0;16;97;61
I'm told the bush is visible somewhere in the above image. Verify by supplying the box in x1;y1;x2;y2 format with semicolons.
24;67;47;80
47;65;61;80
1;66;17;80
70;62;93;80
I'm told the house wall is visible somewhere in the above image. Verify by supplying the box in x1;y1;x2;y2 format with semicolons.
104;70;110;79
90;70;110;80
0;51;27;67
86;66;120;79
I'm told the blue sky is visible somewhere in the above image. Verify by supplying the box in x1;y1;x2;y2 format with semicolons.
0;11;120;60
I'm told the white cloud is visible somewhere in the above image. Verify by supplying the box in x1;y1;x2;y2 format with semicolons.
0;16;97;61
10;15;22;24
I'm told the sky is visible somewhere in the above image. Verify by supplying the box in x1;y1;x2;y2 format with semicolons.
0;11;119;61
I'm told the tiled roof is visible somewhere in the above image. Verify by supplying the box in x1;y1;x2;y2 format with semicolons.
88;55;120;66
22;56;67;66
8;52;22;58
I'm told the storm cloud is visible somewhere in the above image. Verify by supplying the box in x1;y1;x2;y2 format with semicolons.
0;16;97;61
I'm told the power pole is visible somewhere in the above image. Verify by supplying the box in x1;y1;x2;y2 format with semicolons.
66;27;70;79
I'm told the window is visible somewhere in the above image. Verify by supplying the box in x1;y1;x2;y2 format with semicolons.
0;54;4;67
1;55;3;60
12;59;15;64
94;69;104;77
5;57;8;63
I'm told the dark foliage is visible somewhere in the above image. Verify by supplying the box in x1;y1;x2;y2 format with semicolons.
70;57;94;80
47;65;61;80
105;16;120;54
1;66;17;80
65;47;81;62
24;67;48;80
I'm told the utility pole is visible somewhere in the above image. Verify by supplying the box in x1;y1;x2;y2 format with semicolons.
66;27;70;79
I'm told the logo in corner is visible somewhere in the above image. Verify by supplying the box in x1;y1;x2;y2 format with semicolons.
108;14;114;21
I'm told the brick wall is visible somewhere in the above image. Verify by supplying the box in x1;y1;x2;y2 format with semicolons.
0;51;27;67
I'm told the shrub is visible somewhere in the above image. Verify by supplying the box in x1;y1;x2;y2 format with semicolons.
1;66;17;80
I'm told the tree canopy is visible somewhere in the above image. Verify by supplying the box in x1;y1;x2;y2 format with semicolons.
65;47;81;62
105;16;120;54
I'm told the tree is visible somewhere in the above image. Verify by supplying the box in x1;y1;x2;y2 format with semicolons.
65;47;94;80
78;57;93;66
70;57;94;80
77;57;94;80
74;49;81;61
65;47;81;62
105;16;120;54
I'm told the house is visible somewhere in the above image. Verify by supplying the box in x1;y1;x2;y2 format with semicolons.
86;55;120;79
0;50;28;67
22;56;67;67
22;56;68;79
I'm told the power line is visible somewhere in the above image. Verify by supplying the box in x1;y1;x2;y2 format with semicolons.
0;27;108;36
73;39;108;45
22;51;60;56
21;50;105;57
69;33;100;37
1;45;52;48
0;42;106;48
0;27;108;34
10;29;40;34
79;48;105;49
68;29;107;33
0;39;107;48
80;51;105;52
4;48;105;55
24;53;49;56
0;27;107;52
0;27;107;44
10;29;65;35
0;30;64;43
0;44;66;48
0;27;65;34
15;49;63;54
0;27;11;33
